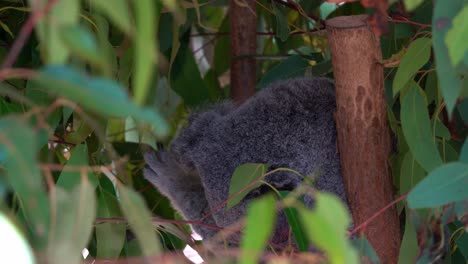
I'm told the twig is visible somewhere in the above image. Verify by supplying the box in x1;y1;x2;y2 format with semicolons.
1;0;60;72
348;193;408;237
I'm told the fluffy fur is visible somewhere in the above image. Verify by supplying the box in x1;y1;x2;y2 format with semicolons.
144;77;347;244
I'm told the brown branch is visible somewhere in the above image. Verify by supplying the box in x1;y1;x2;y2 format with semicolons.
0;0;60;72
348;193;408;237
388;16;431;28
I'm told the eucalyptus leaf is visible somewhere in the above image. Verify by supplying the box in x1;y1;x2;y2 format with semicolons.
227;163;270;210
407;162;468;208
400;82;443;172
240;194;277;264
393;38;431;96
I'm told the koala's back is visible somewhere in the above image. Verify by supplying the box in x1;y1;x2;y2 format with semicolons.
170;77;346;228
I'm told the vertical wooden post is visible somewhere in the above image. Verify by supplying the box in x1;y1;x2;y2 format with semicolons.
229;0;256;104
326;15;400;263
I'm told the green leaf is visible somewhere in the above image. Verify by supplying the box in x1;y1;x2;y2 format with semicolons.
257;55;310;89
433;0;465;114
351;237;380;264
399;151;426;195
0;118;50;246
445;5;468;67
398;212;418;264
60;25;105;68
240;194;277;264
47;182;96;264
403;0;424;11
117;185;161;256
90;0;132;34
279;191;308;252
28;0;80;64
407;162;468;208
392;38;431;96
213;15;231;75
227;163;270;210
400;82;443;172
133;0;158;105
33;65;169;138
171;39;216;106
96;190;126;258
272;4;290;42
460;138;468;163
56;143;98;190
299;192;359;264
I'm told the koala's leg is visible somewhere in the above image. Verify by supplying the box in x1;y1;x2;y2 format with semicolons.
143;150;218;239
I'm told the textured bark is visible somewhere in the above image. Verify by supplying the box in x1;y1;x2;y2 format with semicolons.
229;0;256;104
326;15;400;263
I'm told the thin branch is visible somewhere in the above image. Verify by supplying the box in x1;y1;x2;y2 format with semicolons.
1;0;60;72
348;193;409;237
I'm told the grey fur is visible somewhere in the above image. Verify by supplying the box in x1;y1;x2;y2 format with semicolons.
144;77;347;244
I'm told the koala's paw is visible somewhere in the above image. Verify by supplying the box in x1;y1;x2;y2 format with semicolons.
143;150;178;194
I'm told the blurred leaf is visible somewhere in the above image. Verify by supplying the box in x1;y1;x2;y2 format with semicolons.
400;82;443;172
117;184;161;256
279;191;308;252
407;162;468;208
398;212;418;264
90;0;132;34
299;192;359;264
47;181;96;264
460;139;468;163
96;190;126;258
351;237;380;264
56;143;98;190
28;0;80;64
60;25;106;69
0;118;50;246
393;38;431;96
433;0;465;114
124;117;139;143
445;5;468;67
33;65;169;138
272;4;290;42
258;55;309;89
240;194;277;264
133;0;158;105
227;163;270;210
403;0;424;11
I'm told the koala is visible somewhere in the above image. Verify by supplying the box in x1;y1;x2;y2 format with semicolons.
143;77;347;246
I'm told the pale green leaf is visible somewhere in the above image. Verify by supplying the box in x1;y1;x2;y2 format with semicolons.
117;185;161;256
240;194;277;264
90;0;132;34
47;182;96;264
133;0;158;105
299;192;359;264
445;5;468;67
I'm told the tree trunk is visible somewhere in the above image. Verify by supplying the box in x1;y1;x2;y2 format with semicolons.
229;0;256;104
326;15;400;263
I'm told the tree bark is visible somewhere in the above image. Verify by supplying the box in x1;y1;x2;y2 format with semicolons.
229;0;256;104
326;15;400;263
